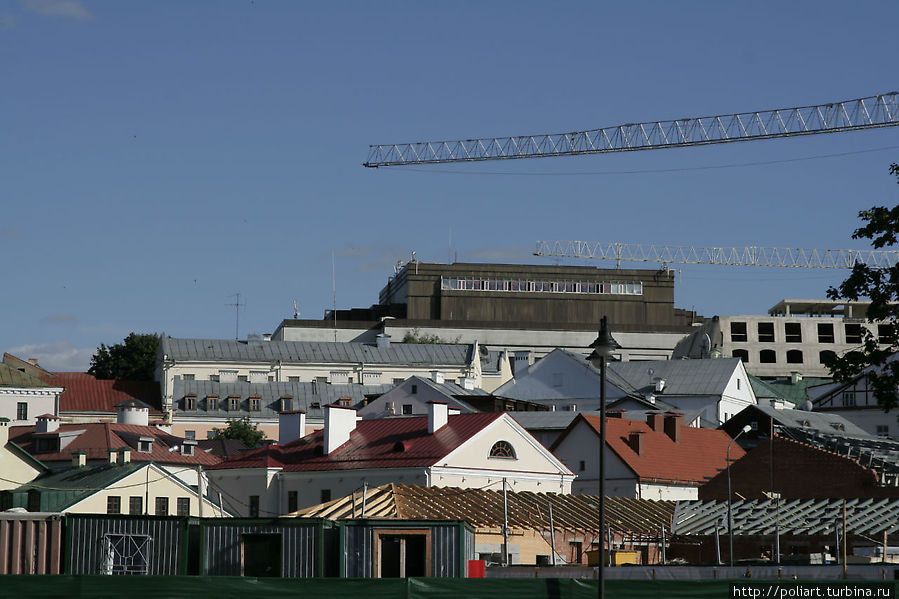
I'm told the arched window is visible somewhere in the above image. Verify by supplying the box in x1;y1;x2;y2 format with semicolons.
732;349;749;363
786;350;803;364
489;440;516;459
759;350;777;364
819;350;837;365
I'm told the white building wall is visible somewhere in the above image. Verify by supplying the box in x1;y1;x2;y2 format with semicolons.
0;387;61;425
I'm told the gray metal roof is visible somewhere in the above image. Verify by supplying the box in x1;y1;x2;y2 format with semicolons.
749;403;872;438
609;358;743;396
673;498;899;536
412;375;489;397
161;336;476;366
172;379;393;420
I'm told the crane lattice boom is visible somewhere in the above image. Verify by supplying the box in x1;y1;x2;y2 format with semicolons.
364;92;899;167
534;241;899;269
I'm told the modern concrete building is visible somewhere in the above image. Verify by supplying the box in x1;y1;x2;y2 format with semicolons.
673;299;890;378
274;261;699;361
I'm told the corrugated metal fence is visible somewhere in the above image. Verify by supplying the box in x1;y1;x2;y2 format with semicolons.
0;512;63;574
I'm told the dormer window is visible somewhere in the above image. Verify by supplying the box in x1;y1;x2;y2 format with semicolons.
489;440;516;459
138;437;154;453
228;396;241;411
36;436;60;453
181;441;197;456
280;396;293;412
206;396;218;411
249;397;261;412
184;395;197;411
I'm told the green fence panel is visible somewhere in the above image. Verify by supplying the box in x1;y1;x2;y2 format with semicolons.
0;576;896;599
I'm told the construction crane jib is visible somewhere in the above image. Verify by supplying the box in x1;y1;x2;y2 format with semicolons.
364;92;899;167
534;241;899;270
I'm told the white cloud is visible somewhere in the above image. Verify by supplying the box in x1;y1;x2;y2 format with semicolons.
334;243;411;274
22;0;92;20
40;313;79;325
461;246;532;263
6;342;93;372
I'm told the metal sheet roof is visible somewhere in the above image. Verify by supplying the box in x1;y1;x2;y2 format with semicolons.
0;362;54;388
161;336;475;366
673;498;899;536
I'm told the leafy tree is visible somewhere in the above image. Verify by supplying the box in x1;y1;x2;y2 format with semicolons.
88;332;160;381
212;416;266;448
825;163;899;409
401;328;461;344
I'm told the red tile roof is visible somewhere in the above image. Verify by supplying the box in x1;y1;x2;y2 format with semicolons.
9;422;221;466
208;412;504;472
49;373;162;414
566;414;742;485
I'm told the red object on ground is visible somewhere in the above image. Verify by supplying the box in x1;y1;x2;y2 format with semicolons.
468;559;486;578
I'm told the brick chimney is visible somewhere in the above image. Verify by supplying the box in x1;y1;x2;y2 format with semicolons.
663;412;684;443
324;404;357;455
627;431;645;456
279;410;307;444
36;414;60;434
646;411;664;432
606;408;626;419
427;401;449;433
72;450;87;468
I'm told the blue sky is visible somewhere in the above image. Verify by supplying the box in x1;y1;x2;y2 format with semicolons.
2;1;898;371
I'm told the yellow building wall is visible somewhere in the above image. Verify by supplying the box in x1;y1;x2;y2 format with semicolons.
0;444;42;491
66;464;228;517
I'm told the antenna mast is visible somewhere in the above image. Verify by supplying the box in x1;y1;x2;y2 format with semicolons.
226;293;245;340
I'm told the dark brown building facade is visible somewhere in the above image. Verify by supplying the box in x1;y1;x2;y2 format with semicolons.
376;262;691;330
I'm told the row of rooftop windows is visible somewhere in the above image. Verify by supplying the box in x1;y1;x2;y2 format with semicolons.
180;372;398;385
730;321;893;344
440;277;643;295
732;348;841;365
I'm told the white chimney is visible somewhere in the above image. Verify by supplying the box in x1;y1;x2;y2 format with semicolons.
431;370;445;384
35;414;60;434
116;400;150;426
460;377;475;391
108;448;118;464
654;378;666;393
428;401;449;434
324;404;357;455
0;418;9;446
119;447;132;463
279;410;307;444
376;333;391;349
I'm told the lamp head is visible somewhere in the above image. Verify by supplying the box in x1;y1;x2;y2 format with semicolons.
588;316;621;367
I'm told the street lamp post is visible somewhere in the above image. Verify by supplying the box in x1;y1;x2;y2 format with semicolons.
727;424;752;567
588;316;620;599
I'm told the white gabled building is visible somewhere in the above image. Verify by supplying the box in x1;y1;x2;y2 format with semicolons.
205;403;575;516
494;349;756;426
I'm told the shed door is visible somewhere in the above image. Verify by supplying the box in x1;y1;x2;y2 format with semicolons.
241;533;281;577
374;530;430;578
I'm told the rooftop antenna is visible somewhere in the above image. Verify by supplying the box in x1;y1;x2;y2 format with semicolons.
226;293;244;340
332;250;337;342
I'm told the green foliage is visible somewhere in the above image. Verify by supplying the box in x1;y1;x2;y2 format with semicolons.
401;328;461;344
88;332;160;381
212;416;266;448
825;163;899;410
